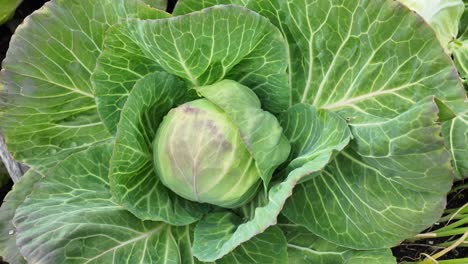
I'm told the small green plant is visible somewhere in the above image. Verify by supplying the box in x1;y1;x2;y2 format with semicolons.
400;201;468;264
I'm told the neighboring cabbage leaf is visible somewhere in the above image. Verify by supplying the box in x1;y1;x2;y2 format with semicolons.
0;0;169;172
13;144;287;263
450;39;468;81
94;5;289;134
460;1;468;39
405;0;468;180
398;0;464;48
442;100;468;179
449;2;468;83
283;98;453;248
445;4;468;180
0;170;41;264
281;222;396;264
0;0;21;25
109;71;209;224
191;104;351;262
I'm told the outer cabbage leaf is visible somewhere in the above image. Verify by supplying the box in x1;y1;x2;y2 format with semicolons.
173;0;465;248
281;223;396;264
0;0;167;171
13;144;288;263
283;98;453;249
444;5;468;179
173;0;465;118
109;71;208;224
398;0;464;47
191;104;351;262
194;213;288;263
261;0;464;114
94;5;289;134
442;100;468;179
0;0;21;25
449;1;468;84
197;80;290;188
0;170;41;264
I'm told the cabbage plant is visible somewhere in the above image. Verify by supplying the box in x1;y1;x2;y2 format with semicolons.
0;0;467;263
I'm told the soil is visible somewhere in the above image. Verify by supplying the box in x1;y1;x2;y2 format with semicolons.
0;0;467;263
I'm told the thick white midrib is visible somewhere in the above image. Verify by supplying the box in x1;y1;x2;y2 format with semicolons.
167;24;199;86
163;226;172;264
11;71;94;98
83;225;165;263
287;244;345;256
458;52;468;74
300;5;334;103
312;4;358;106
55;122;103;128
449;118;458;171
184;226;196;264
276;14;294;107
320;84;413;110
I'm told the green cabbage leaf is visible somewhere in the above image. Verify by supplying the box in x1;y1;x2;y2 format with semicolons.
1;0;466;263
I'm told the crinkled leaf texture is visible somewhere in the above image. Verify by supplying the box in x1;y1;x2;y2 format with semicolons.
13;144;287;263
281;222;396;264
404;1;468;179
174;0;465;250
442;100;468;179
94;4;289;134
450;39;468;81
0;0;167;172
283;97;453;248
109;71;209;224
175;0;464;111
192;104;351;262
0;170;42;264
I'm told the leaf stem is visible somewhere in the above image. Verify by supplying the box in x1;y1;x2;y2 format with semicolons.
418;232;468;264
450;184;468;192
436;218;468;233
415;228;468;238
